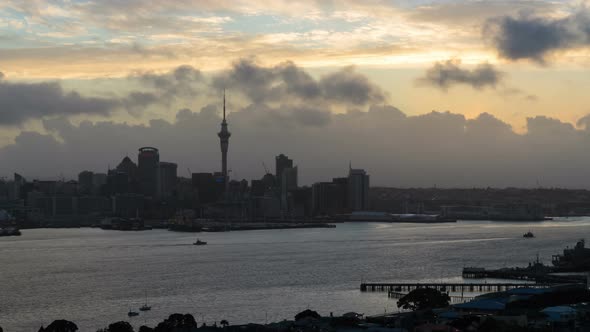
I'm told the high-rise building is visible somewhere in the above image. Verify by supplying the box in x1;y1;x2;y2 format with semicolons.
138;147;160;197
159;162;178;198
312;178;348;216
348;167;370;211
78;171;94;194
116;156;138;181
280;166;298;210
275;154;293;181
218;91;231;184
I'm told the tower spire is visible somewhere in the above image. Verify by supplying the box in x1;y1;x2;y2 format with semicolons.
218;89;231;183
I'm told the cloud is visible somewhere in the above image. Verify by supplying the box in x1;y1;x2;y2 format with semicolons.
0;76;163;126
484;10;590;62
0;80;118;126
213;59;385;106
418;59;504;90
133;65;204;100
3;106;590;189
320;66;385;105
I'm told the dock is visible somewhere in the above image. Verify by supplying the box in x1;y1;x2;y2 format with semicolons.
360;282;554;293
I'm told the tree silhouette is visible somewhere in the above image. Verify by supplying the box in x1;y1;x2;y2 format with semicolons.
138;326;154;332
38;320;78;332
154;313;197;332
220;319;229;328
107;321;134;332
397;288;450;311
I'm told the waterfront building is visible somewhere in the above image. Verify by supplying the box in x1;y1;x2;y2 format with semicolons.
192;173;220;204
116;156;138;180
218;91;231;185
312;178;348;215
348;167;370;211
138;147;160;198
275;154;293;181
159;162;178;198
281;166;298;213
92;173;107;194
78;171;94;194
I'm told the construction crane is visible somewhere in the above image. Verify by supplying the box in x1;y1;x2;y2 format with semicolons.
187;168;192;178
262;162;270;175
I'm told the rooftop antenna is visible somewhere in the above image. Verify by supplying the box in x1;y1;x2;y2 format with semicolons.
223;89;226;121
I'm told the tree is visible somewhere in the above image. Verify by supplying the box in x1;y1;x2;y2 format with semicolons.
295;309;321;321
397;288;450;311
107;321;134;332
220;319;229;328
154;313;197;332
138;327;154;332
39;320;78;332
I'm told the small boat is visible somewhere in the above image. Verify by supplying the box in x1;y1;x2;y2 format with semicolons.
523;231;534;238
193;239;207;245
139;291;151;311
128;310;139;317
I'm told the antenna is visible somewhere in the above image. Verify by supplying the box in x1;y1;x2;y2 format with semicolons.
223;89;226;121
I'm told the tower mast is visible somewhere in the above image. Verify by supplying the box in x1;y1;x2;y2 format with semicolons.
218;90;231;184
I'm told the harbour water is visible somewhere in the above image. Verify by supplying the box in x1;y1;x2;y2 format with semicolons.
1;218;589;331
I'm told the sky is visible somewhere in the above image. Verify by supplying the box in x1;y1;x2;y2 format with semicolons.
2;0;590;187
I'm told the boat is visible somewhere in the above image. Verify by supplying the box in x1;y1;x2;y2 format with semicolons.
128;310;139;317
523;231;534;238
139;291;151;311
193;239;207;245
552;239;590;271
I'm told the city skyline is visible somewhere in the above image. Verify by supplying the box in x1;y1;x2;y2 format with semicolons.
3;1;590;188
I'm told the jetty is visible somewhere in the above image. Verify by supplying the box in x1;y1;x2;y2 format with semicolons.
360;282;555;293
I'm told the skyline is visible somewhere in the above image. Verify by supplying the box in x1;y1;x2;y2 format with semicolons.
2;1;590;187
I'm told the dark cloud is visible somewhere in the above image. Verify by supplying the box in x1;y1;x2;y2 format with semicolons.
484;11;590;62
213;59;383;105
133;65;204;100
0;77;161;126
319;66;385;105
0;71;4;80
418;60;503;90
0;81;117;126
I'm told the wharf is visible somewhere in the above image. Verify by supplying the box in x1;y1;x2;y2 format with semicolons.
462;267;587;283
360;282;554;293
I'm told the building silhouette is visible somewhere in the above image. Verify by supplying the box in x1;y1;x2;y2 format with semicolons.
159;162;178;198
78;171;94;194
275;154;293;181
348;167;370;211
218;91;231;184
138;147;160;198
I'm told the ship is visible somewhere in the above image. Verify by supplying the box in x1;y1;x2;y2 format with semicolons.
523;231;534;238
552;239;590;271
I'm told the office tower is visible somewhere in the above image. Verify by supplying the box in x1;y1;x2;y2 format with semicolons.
348;167;370;211
138;147;160;197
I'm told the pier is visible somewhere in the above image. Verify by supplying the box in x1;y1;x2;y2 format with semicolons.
360;282;554;293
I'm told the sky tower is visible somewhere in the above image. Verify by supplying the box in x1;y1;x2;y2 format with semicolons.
218;90;231;181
